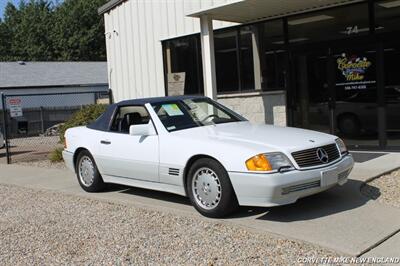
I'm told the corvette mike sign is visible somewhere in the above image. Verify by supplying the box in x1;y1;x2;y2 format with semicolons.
7;97;23;118
336;53;376;90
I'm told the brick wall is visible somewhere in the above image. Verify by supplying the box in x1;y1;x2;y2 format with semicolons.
218;91;286;126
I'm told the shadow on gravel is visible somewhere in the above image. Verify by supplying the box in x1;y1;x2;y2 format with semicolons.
105;183;131;192
104;179;381;222
255;179;379;222
228;207;269;218
118;186;191;205
0;150;34;158
360;182;382;200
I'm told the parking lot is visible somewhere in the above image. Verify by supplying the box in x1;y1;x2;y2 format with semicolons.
0;152;399;264
0;183;340;265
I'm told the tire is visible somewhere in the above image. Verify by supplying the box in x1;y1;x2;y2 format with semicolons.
338;114;361;137
186;158;238;218
75;150;105;192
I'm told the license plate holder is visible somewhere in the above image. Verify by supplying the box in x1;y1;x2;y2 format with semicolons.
321;168;338;187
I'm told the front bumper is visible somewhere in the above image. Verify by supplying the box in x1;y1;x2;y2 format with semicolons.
229;154;354;207
62;150;75;173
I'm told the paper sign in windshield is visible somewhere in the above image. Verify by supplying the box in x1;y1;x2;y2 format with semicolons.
162;104;184;116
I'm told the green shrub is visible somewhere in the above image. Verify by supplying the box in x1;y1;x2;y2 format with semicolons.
59;104;107;143
49;147;64;162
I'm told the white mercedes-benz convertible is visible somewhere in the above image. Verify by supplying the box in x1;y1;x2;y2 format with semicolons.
63;95;354;217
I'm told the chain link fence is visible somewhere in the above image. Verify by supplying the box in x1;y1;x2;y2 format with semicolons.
1;90;110;164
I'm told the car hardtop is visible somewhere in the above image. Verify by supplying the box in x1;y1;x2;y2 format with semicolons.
87;95;208;132
118;95;206;106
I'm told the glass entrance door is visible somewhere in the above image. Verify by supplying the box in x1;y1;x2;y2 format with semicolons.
292;49;333;135
291;43;381;149
383;41;400;148
332;45;379;148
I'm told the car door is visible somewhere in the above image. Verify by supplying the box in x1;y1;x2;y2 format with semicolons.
96;105;159;182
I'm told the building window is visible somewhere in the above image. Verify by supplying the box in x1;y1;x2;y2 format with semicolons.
214;29;240;93
287;3;369;45
214;26;258;94
239;26;256;91
258;19;286;90
215;20;287;94
375;0;400;34
162;35;204;96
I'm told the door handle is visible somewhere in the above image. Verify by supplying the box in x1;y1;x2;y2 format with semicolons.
100;140;111;145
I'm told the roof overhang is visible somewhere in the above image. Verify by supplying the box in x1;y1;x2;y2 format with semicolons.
187;0;363;23
98;0;127;15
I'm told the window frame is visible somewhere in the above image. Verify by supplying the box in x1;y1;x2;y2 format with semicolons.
109;104;152;134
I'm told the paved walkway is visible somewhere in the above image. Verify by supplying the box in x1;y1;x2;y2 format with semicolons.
1;153;400;257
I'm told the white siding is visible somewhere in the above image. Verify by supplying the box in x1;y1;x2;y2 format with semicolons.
103;0;237;102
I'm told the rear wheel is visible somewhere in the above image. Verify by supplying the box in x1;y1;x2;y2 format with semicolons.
187;158;238;218
75;150;105;192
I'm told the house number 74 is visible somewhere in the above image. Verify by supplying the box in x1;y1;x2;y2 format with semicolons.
346;25;359;35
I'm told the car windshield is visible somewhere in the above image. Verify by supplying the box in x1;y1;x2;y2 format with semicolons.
152;98;246;132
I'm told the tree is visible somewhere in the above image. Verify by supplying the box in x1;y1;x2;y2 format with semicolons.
0;0;107;61
0;0;54;61
0;3;17;61
51;0;107;61
0;18;12;60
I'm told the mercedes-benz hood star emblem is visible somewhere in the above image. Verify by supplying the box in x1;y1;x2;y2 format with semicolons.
316;148;329;163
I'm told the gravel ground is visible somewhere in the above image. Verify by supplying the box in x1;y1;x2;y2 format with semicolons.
361;169;400;209
15;160;66;170
0;184;339;265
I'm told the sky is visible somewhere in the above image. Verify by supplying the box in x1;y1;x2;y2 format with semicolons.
0;0;21;19
0;0;61;20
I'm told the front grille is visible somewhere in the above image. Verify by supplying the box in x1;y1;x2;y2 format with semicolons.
282;180;320;195
292;144;340;168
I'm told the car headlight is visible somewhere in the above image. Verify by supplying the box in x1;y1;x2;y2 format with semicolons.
336;138;348;155
245;152;294;172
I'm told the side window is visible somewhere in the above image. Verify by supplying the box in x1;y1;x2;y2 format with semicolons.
110;105;150;133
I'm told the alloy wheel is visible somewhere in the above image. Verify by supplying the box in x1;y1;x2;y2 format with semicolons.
191;167;222;210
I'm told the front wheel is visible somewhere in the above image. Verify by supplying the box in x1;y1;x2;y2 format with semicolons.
187;158;238;218
75;150;105;192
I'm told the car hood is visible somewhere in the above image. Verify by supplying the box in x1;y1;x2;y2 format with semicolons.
173;121;337;153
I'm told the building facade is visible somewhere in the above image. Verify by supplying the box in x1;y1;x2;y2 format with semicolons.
0;61;109;136
0;61;109;109
99;0;400;151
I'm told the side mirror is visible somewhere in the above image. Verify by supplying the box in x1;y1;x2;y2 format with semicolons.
129;123;156;136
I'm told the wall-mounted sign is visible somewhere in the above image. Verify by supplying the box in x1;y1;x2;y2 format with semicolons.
336;53;376;90
7;97;23;118
167;72;186;96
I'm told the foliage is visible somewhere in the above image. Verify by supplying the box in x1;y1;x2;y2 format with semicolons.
51;0;107;60
59;104;107;143
0;0;107;61
49;147;64;162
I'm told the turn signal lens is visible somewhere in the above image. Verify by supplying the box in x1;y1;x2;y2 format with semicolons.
246;154;272;171
335;138;348;154
64;137;67;149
